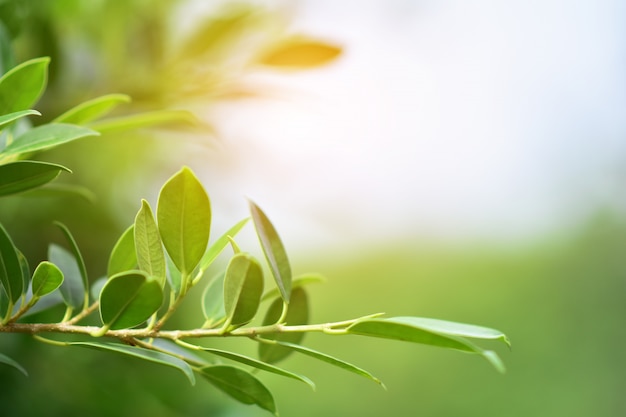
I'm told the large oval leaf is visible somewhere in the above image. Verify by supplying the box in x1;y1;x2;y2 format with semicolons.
258;38;342;69
0;109;40;130
249;200;291;303
30;261;63;299
48;243;84;309
134;200;166;286
0;57;49;114
52;94;130;124
0;223;23;303
258;287;309;364
107;225;137;277
157;167;211;276
0;161;70;197
99;270;163;330
201;365;277;415
2;123;99;155
223;253;263;327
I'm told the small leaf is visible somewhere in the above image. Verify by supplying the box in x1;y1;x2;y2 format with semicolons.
202;272;225;326
0;352;28;376
71;342;194;385
54;222;89;303
17;250;30;296
157;167;211;276
49;244;83;309
249;200;291;303
0;161;71;197
258;38;342;69
134;200;166;286
0;223;24;303
223;253;263;328
107;226;137;277
2;123;99;155
256;339;384;388
0;109;40;130
0;57;49;114
52;94;131;124
99;270;163;330
88;110;198;134
165;254;182;297
197;218;249;274
30;261;63;298
261;273;325;302
201;365;277;415
258;287;309;364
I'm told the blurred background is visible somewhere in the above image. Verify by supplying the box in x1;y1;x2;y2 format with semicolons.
0;0;625;416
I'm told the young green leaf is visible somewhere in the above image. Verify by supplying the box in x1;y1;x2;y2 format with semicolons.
0;161;71;197
0;109;40;130
20;183;96;203
0;223;23;303
157;167;211;276
48;244;84;309
2;123;99;155
261;273;325;302
134;200;166;286
256;338;384;388
223;253;263;328
200;365;277;415
258;287;309;364
54;222;89;303
248;200;291;303
71;342;194;385
257;38;342;69
0;352;28;376
0;57;49;114
30;261;63;299
107;225;137;277
99;270;163;330
197;218;249;274
88;110;198;134
202;272;225;327
52;94;131;124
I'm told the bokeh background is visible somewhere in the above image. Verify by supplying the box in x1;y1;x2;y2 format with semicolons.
0;0;625;416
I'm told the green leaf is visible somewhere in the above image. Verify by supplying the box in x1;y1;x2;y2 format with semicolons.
0;57;49;114
258;38;342;69
107;225;137;277
200;365;277;415
0;352;27;376
223;253;263;328
197;217;249;274
249;200;291;303
17;249;30;297
258;287;308;364
71;342;194;385
0;109;40;130
52;94;131;124
88;110;198;134
30;261;63;298
54;222;89;304
194;346;314;390
256;339;384;388
20;183;96;203
0;223;23;303
157;167;211;276
48;243;83;309
202;272;225;327
2;123;99;155
99;270;163;330
134;200;166;286
0;161;71;197
165;254;182;297
261;273;325;302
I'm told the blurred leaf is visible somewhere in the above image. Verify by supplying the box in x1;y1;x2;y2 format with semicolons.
17;249;30;296
107;225;137;277
48;243;83;309
257;339;384;388
134;200;166;286
90;277;107;303
71;342;194;385
258;38;341;69
157;167;211;276
0;57;49;114
224;253;263;328
88;110;198;134
0;161;70;197
19;290;63;318
2;123;99;155
0;223;23;303
261;273;325;302
21;183;96;203
30;261;63;299
0;352;27;376
258;287;308;364
202;272;225;327
52;93;131;124
200;365;277;415
249;200;291;303
198;218;249;273
99;270;163;330
165;253;182;297
0;109;40;130
54;222;89;302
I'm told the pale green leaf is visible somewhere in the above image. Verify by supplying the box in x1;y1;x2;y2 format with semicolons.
134;200;166;286
261;273;325;302
48;243;83;309
0;223;23;303
166;254;182;297
0;57;49;114
21;183;96;203
0;161;70;197
0;109;40;130
258;38;342;69
88;110;198;134
223;253;263;327
54;222;88;302
202;272;225;327
157;167;211;276
31;261;63;298
249;200;291;303
198;218;249;273
0;352;27;376
107;226;137;277
52;94;130;124
2;123;99;155
17;249;30;296
201;365;277;415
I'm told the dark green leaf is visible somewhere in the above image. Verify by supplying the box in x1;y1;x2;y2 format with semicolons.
201;365;277;415
48;243;83;309
197;218;249;273
157;167;211;276
249;200;291;303
134;200;166;286
0;352;27;376
258;38;342;69
71;342;194;385
0;161;70;197
107;226;137;277
0;109;40;130
54;222;89;303
99;270;163;330
202;272;225;327
88;110;198;134
223;253;263;328
261;273;325;302
0;223;23;303
258;287;308;364
2;123;99;155
0;57;49;114
52;94;131;124
30;261;63;298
